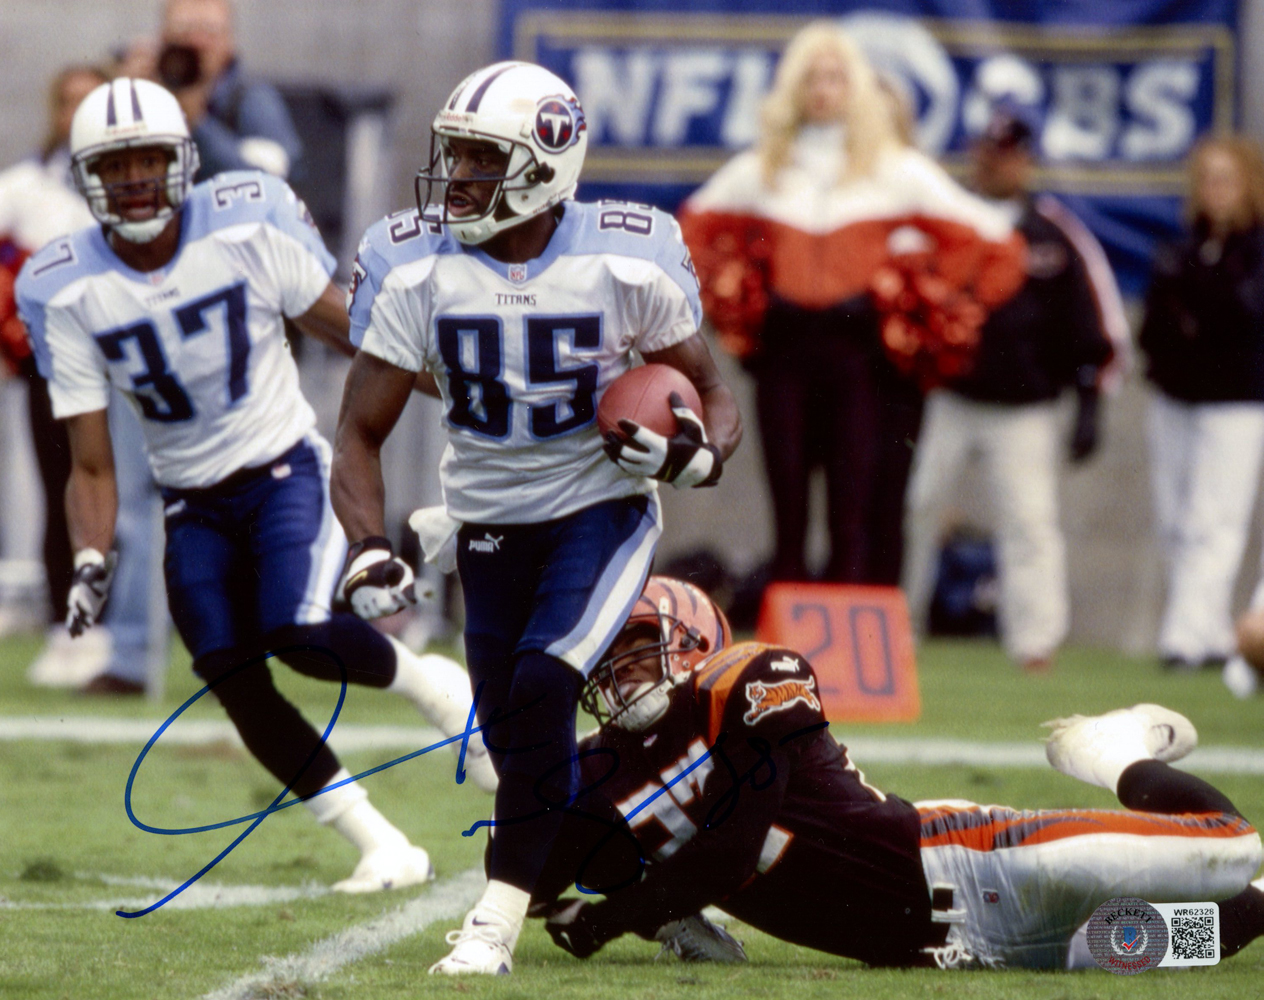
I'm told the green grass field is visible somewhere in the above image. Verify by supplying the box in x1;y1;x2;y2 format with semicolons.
1;634;1262;1000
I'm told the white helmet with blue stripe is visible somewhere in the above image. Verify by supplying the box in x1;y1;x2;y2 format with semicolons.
69;78;200;244
418;61;588;245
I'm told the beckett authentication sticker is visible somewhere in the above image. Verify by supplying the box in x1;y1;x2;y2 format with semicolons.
1152;901;1221;967
1086;897;1169;974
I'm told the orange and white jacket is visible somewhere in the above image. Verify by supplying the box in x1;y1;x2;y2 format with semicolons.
678;135;1026;359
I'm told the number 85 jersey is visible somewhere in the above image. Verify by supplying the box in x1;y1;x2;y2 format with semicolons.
16;171;334;489
348;200;702;524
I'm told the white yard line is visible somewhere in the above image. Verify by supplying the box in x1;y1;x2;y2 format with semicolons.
0;715;443;753
0;878;331;912
2;715;1263;773
200;867;484;1000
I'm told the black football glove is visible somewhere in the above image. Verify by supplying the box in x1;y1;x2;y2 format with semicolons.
336;537;417;620
544;899;614;959
603;392;722;488
66;548;117;637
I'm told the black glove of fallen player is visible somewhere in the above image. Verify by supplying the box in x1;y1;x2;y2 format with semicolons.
544;899;613;959
603;392;722;488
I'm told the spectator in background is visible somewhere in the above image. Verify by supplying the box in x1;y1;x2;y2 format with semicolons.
679;21;1023;585
150;0;301;179
0;62;116;687
1139;136;1264;673
901;107;1120;671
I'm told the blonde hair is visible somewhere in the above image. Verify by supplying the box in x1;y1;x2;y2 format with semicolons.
758;21;899;186
1187;134;1264;231
42;64;108;160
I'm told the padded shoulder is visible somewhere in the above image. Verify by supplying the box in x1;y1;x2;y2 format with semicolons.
693;643;823;744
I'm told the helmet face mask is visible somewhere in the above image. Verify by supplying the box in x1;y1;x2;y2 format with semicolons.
87;145;176;231
415;62;587;246
582;578;732;733
70;78;199;245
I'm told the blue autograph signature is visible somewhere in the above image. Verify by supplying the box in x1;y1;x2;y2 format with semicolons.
115;644;481;918
118;645;827;918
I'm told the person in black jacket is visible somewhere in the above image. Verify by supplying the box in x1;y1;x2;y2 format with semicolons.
1140;136;1264;673
902;108;1120;671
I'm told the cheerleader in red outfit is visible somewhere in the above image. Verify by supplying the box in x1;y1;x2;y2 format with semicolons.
679;22;1024;584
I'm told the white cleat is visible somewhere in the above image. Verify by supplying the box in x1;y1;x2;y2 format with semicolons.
331;844;434;894
1043;703;1197;790
428;911;514;975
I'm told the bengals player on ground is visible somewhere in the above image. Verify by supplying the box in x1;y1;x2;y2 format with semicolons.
535;577;1264;970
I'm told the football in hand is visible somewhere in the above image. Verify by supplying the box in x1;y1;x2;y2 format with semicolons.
597;363;703;438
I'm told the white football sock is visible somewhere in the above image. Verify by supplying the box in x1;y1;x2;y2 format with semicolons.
1081;716;1152;792
302;767;366;824
302;768;408;855
473;879;531;951
385;637;498;793
386;636;474;732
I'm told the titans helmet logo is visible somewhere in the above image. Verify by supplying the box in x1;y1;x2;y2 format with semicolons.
534;96;586;153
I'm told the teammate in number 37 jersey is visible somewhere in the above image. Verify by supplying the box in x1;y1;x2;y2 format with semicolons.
331;61;742;976
16;78;497;897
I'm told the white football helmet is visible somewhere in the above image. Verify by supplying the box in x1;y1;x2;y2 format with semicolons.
70;78;200;244
417;61;587;245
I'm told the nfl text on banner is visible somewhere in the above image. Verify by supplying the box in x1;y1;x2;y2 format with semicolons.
500;0;1236;295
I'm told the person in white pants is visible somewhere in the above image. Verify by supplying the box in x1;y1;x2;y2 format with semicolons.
1138;135;1264;671
904;394;1070;664
901;107;1120;669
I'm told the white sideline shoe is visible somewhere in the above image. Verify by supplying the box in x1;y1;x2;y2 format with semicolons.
1043;703;1198;790
429;910;514;975
27;626;112;687
331;844;434;894
1223;656;1259;700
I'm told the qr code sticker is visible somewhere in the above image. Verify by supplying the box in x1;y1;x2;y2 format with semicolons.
1170;915;1216;961
1155;903;1220;966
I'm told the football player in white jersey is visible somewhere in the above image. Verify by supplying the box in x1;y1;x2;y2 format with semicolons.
331;62;742;973
16;78;496;894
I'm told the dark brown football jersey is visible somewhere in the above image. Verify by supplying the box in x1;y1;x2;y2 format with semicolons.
562;642;937;966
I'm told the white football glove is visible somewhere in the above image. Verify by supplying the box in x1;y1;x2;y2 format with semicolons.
603;392;722;489
337;537;417;620
66;548;117;637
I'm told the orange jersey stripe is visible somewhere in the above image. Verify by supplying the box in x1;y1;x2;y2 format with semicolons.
694;641;766;745
918;803;1256;852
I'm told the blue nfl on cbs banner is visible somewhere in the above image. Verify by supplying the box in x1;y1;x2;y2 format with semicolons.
500;0;1239;294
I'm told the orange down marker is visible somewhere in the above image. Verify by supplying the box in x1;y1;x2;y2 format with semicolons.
755;583;921;722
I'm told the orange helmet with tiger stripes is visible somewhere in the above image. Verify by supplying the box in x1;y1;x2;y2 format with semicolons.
582;576;732;731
